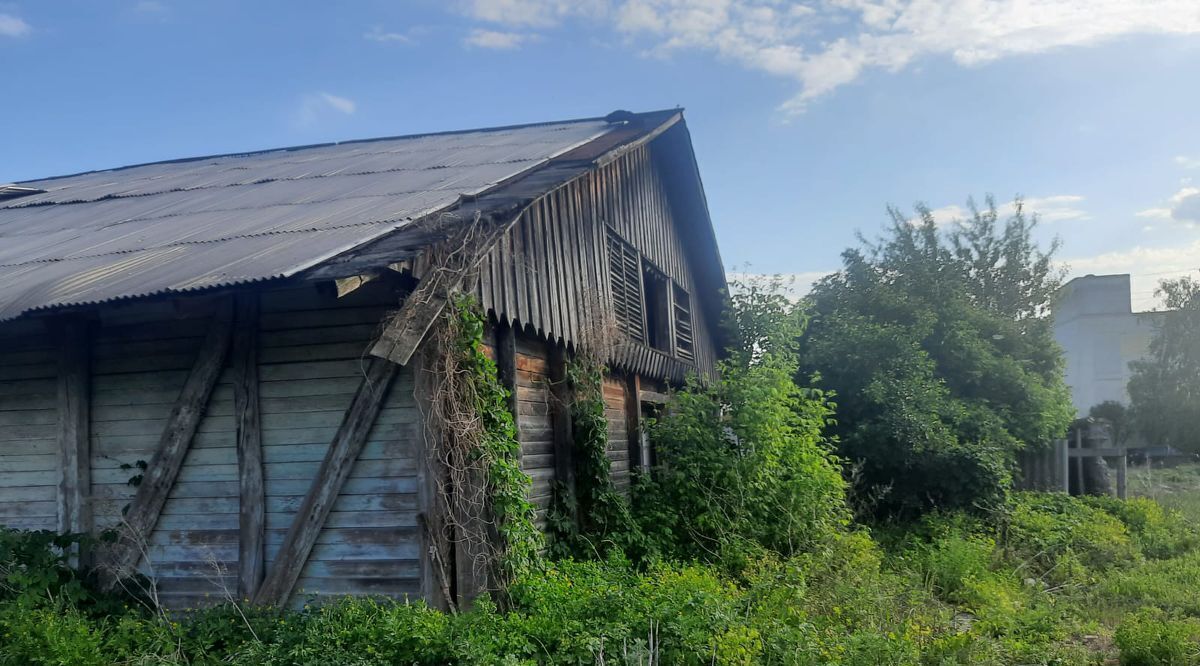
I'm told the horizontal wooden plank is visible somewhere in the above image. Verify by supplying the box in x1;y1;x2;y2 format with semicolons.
0;470;55;487
259;306;389;332
0;500;57;518
0;439;55;455
292;577;420;597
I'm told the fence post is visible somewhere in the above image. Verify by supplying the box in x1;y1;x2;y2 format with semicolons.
1057;439;1070;493
1116;452;1128;500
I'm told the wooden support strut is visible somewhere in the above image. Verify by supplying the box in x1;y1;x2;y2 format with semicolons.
548;344;575;496
624;373;643;473
55;317;91;539
105;300;234;580
232;294;265;599
253;357;399;606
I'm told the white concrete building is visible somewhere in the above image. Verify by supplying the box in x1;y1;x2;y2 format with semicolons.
1053;274;1165;416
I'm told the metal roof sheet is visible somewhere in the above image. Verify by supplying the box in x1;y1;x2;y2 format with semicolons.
0;118;615;321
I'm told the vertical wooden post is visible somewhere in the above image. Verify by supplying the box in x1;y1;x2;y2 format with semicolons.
1057;439;1070;493
1116;452;1128;500
548;343;575;495
232;294;264;599
412;350;452;611
624;374;643;473
55;318;90;538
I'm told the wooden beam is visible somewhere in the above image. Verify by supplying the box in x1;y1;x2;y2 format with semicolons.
370;284;449;366
638;389;671;405
624;374;643;473
106;300;234;578
232;294;265;599
253;357;399;606
55;318;90;538
548;343;575;495
412;351;453;611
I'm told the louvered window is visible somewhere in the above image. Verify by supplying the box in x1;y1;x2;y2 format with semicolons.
673;284;694;361
607;228;644;342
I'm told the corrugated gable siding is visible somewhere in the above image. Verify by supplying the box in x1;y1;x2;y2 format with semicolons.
602;375;631;495
0;320;58;531
514;337;556;528
476;143;719;383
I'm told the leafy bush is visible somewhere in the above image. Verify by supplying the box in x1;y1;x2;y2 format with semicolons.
1115;608;1200;666
636;276;849;566
1004;492;1141;580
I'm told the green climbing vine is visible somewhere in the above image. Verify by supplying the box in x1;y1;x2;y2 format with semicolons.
436;295;542;588
548;354;639;559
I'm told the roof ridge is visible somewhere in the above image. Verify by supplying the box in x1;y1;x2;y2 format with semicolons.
19;108;682;186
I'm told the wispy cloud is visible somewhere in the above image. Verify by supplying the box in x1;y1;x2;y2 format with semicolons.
0;12;30;37
461;0;1200;115
465;0;602;27
925;195;1088;227
134;1;167;14
294;92;357;128
464;28;534;49
364;26;413;43
1174;155;1200;169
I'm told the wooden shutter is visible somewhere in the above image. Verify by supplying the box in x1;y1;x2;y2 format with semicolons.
673;283;694;362
606;228;644;343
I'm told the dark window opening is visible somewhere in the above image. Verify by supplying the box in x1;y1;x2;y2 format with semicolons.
643;263;671;353
673;284;694;361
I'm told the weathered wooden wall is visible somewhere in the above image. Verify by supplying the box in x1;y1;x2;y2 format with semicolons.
476;142;719;383
0;319;58;531
601;375;633;494
0;281;424;609
513;336;557;528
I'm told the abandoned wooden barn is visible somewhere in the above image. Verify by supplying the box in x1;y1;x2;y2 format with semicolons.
0;109;726;609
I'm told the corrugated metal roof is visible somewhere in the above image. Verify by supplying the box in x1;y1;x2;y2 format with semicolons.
0;118;616;321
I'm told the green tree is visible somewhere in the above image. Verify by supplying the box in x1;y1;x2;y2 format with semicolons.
799;197;1075;517
1128;275;1200;452
1089;400;1132;446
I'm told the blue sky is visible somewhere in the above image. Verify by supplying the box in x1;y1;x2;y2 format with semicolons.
3;0;1200;310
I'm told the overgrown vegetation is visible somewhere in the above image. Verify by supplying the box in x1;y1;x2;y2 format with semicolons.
4;226;1200;663
800;198;1075;517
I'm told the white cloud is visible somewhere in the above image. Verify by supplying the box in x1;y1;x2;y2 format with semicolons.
294;92;357;128
464;28;534;49
1063;241;1200;311
364;26;413;43
0;12;30;37
925;195;1088;227
1174;155;1200;169
460;0;1200;115
1137;186;1200;228
464;0;604;27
